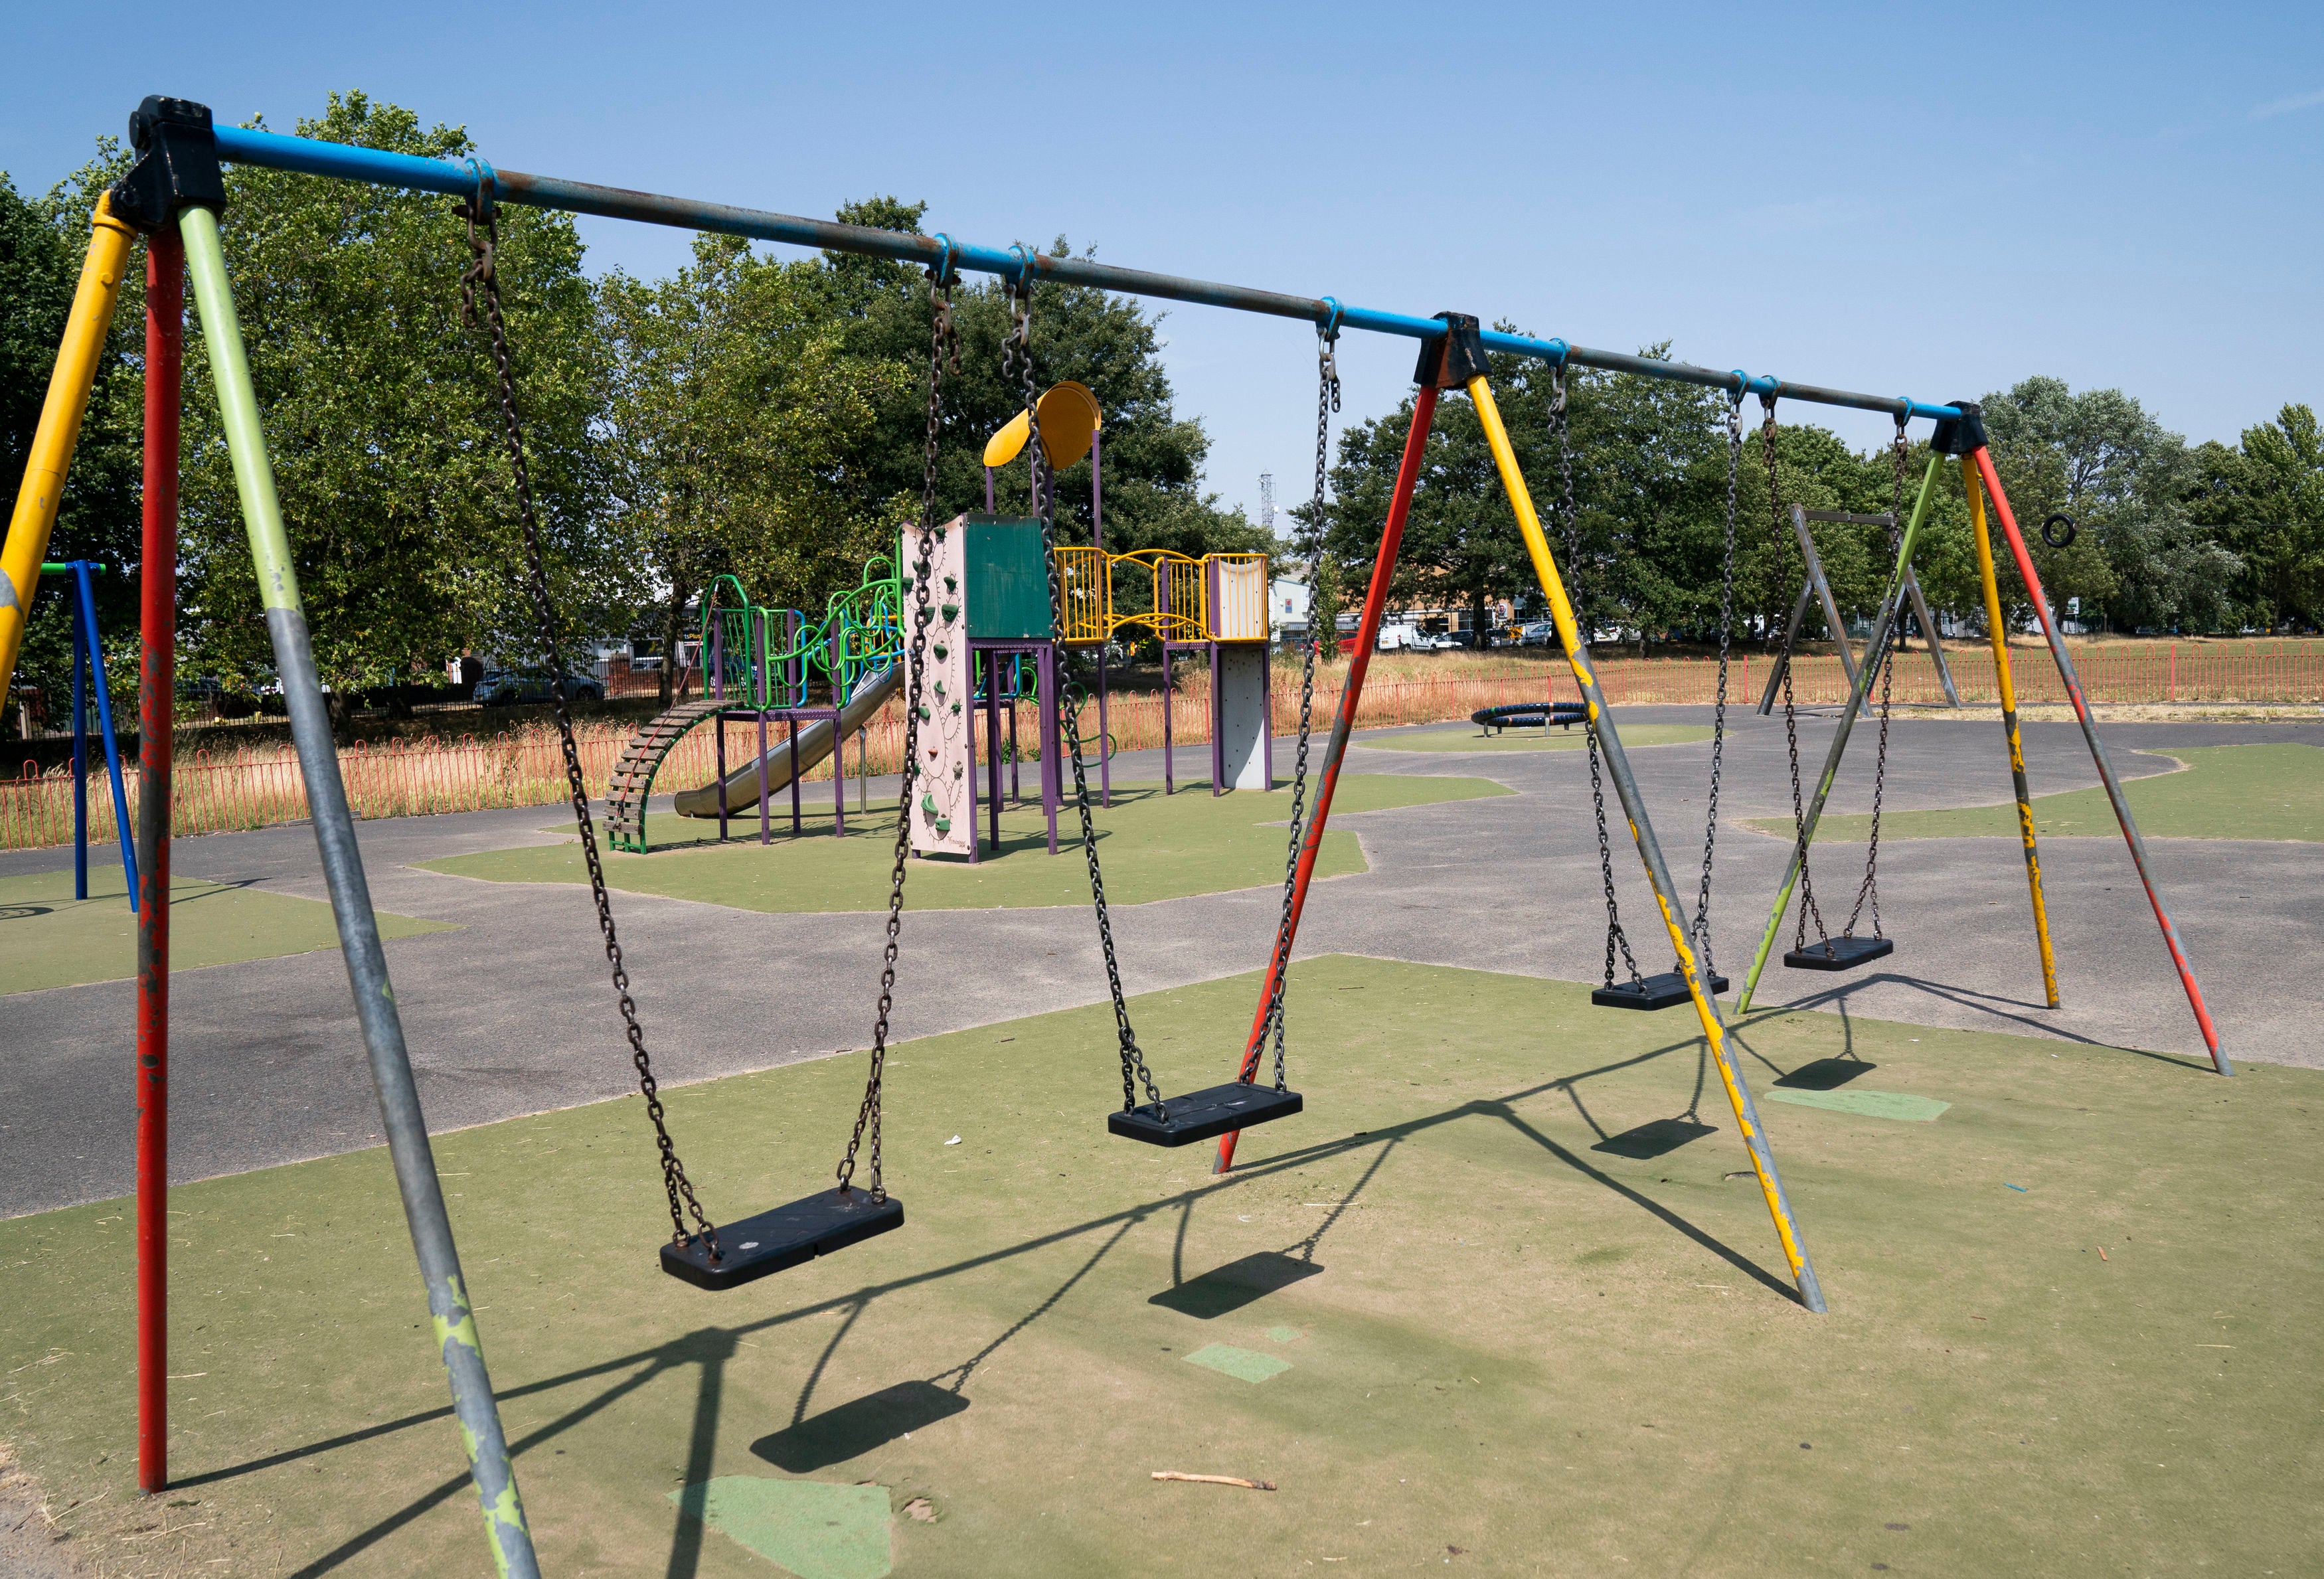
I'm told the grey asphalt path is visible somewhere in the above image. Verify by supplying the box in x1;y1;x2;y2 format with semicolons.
3;712;2315;1218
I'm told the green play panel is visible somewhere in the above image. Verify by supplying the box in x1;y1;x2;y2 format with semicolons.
1359;722;1712;753
1753;742;2324;843
5;956;2318;1576
417;775;1509;912
0;866;456;995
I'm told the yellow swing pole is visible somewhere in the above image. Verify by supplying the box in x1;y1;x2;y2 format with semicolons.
1961;457;2060;1007
1450;317;1825;1314
0;194;139;701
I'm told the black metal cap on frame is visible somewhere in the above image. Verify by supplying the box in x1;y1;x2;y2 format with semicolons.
1928;400;1989;456
110;96;226;234
1413;312;1487;389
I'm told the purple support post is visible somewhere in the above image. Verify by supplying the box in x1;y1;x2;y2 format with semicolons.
831;706;846;837
70;579;87;898
1007;661;1021;803
1264;657;1275;788
1162;646;1175;795
712;615;728;842
1209;640;1226;797
1037;643;1060;855
985;659;1003;852
788;720;802;837
984;465;995;513
756;619;770;846
1218;562;1236;795
965;657;981;867
1093;429;1111;807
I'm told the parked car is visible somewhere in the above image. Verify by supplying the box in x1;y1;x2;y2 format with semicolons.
474;669;604;706
1376;622;1424;652
1440;630;1479;649
1518;620;1559;647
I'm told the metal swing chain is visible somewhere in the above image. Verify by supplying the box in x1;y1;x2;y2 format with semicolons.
1009;281;1163;1114
1762;394;1829;953
1845;418;1909;940
837;261;955;1203
1252;323;1340;1089
1556;366;1641;990
460;188;716;1254
1691;389;1744;974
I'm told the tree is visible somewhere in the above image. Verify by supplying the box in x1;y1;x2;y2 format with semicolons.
1;152;143;738
175;92;612;729
1978;376;2236;633
598;233;904;703
2184;404;2324;630
1312;339;1927;653
819;210;1266;615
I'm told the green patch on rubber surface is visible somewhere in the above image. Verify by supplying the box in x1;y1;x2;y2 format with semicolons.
1360;723;1712;754
1748;742;2324;843
672;1477;892;1579
7;956;2321;1576
1765;1087;1952;1122
0;867;455;995
1183;1343;1293;1382
420;774;1509;913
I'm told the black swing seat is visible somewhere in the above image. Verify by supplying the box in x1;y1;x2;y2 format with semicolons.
659;1188;904;1292
1592;969;1730;1011
1783;935;1894;972
1109;1082;1303;1147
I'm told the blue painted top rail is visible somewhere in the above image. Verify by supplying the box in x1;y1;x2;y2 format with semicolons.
212;125;1962;424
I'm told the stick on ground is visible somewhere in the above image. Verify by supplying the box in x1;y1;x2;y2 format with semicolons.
1151;1471;1277;1491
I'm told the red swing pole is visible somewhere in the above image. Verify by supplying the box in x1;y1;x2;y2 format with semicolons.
137;225;183;1493
1214;380;1440;1174
1969;441;2228;1075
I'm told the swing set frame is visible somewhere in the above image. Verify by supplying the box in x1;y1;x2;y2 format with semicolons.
0;94;2223;1578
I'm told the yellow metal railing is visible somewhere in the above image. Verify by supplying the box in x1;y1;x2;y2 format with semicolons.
1054;546;1111;644
1046;548;1269;645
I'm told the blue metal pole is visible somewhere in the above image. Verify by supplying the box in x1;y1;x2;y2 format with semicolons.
74;560;139;910
70;571;87;900
208;125;1963;427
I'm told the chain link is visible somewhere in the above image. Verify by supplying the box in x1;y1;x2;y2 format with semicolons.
1843;419;1910;940
1762;394;1830;952
461;188;719;1255
1007;280;1163;1112
1690;390;1742;973
1554;367;1642;990
1247;325;1340;1088
836;260;955;1202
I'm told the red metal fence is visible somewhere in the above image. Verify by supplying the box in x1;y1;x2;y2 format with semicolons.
7;643;2319;852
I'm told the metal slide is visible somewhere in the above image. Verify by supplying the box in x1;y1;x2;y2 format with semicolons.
672;662;901;819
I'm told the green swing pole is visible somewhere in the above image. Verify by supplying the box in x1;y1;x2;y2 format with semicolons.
1737;454;1943;1013
179;203;540;1579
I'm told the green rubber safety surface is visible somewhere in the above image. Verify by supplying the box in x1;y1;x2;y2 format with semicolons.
5;956;2319;1576
1764;1087;1953;1122
1182;1343;1293;1382
417;775;1510;913
1359;722;1712;754
1750;742;2324;843
671;1477;894;1579
0;867;456;996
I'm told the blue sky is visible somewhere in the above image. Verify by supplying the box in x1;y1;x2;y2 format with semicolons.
7;1;2321;526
